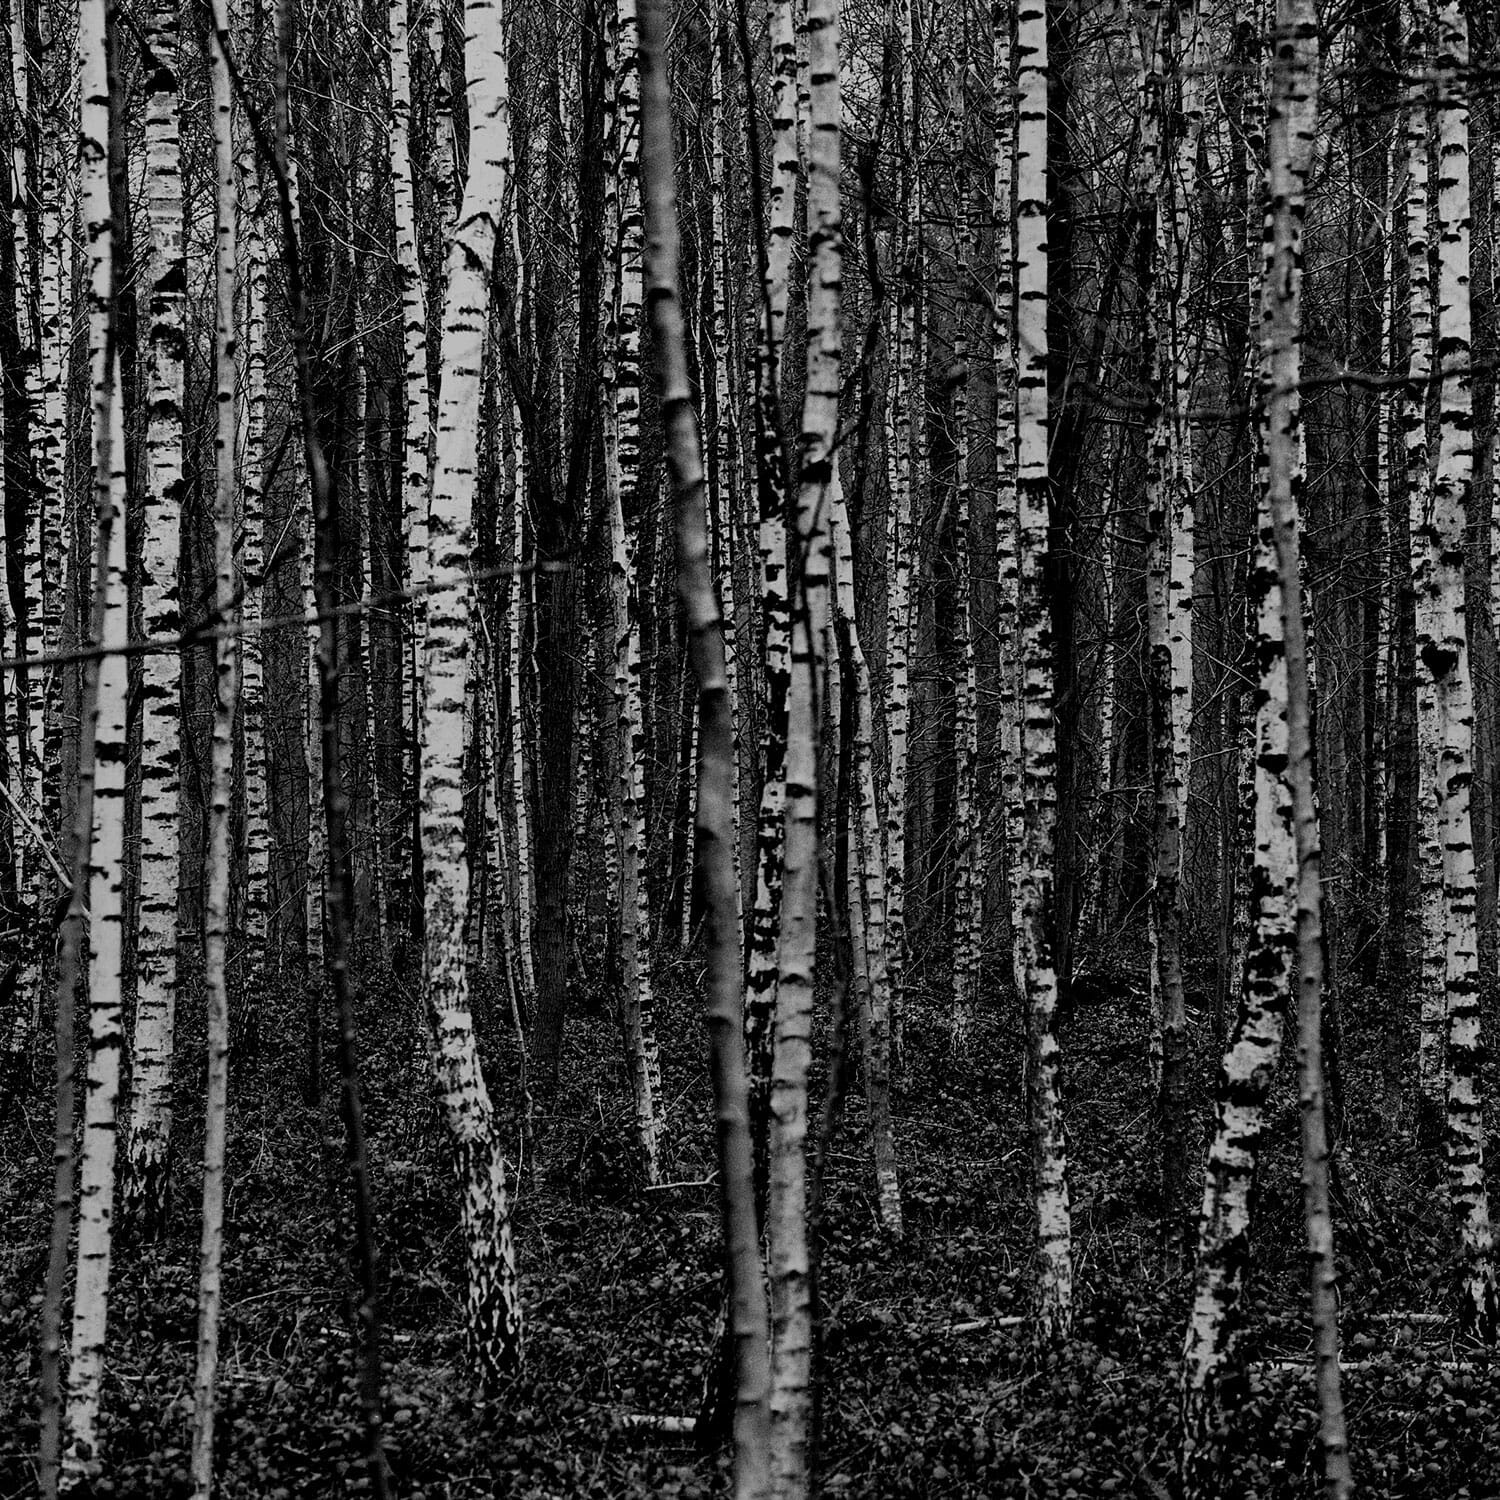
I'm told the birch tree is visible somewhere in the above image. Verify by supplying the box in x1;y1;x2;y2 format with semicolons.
831;472;901;1235
768;0;838;1487
237;55;270;984
123;0;185;1234
1015;0;1072;1341
603;0;665;1182
1422;0;1498;1339
1261;0;1352;1481
1137;0;1201;1259
60;0;128;1470
392;0;430;942
992;0;1024;997
743;0;801;1162
1403;15;1444;1126
420;0;523;1382
190;12;239;1486
883;0;917;1048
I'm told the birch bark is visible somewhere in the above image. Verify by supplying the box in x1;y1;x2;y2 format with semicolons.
61;0;127;1470
1016;0;1072;1341
768;0;838;1486
421;0;523;1382
190;16;238;1486
122;0;183;1233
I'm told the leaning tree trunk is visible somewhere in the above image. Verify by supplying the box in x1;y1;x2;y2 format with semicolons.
420;0;524;1385
637;10;773;1494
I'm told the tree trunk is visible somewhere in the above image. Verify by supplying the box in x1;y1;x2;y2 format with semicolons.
638;3;773;1490
122;0;184;1235
420;0;524;1383
1016;0;1073;1343
1262;0;1353;1484
767;0;838;1487
58;0;126;1470
1425;0;1499;1339
603;0;665;1181
189;22;238;1489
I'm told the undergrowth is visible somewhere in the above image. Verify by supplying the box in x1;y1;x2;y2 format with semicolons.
1;945;1495;1497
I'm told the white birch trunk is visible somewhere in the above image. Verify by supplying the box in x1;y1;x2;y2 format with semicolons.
237;119;269;972
832;474;901;1234
992;0;1024;1000
1426;0;1498;1337
190;20;238;1484
1403;68;1445;1117
123;0;184;1231
1016;0;1072;1341
421;0;523;1383
392;0;430;935
1261;0;1351;1477
603;0;665;1183
743;0;801;1152
61;0;126;1463
768;3;837;1488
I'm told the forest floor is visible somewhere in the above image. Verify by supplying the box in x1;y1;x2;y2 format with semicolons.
2;939;1498;1499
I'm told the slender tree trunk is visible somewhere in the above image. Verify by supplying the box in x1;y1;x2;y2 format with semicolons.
1016;0;1072;1343
58;0;127;1475
237;83;270;988
38;0;71;844
391;0;429;957
1425;0;1499;1338
189;19;238;1489
122;0;183;1234
767;0;839;1488
638;4;774;1491
1137;0;1199;1265
603;0;665;1182
707;0;743;922
1403;26;1445;1128
883;0;917;1054
1262;0;1353;1485
420;0;523;1384
262;0;392;1473
951;320;980;1039
743;0;800;1171
507;408;535;1007
992;0;1024;997
831;473;901;1233
34;49;86;1483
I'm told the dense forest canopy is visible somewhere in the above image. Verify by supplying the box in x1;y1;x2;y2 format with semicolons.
0;0;1495;1495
